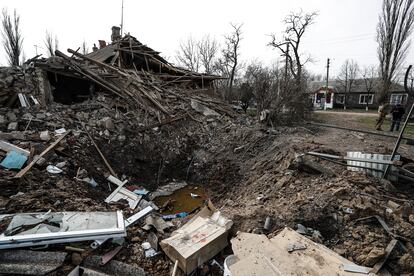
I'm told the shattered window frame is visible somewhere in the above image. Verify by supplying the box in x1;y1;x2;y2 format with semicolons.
0;211;125;249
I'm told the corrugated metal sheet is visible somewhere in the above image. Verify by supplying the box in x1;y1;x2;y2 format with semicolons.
347;152;400;181
86;45;116;63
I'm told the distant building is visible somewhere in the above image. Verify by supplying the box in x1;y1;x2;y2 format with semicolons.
309;79;410;110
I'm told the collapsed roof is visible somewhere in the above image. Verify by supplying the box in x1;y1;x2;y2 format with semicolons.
85;34;224;85
0;34;229;122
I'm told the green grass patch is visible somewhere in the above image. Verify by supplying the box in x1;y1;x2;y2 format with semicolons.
330;108;377;114
358;116;414;136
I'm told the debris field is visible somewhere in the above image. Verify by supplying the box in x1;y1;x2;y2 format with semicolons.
1;33;414;276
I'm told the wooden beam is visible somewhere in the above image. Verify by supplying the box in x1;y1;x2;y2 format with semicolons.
67;48;129;78
55;50;126;99
81;124;117;177
15;131;71;178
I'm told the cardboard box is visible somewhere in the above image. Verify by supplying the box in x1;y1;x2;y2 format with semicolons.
160;204;232;274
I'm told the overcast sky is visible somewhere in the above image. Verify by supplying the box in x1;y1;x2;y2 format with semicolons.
1;0;413;77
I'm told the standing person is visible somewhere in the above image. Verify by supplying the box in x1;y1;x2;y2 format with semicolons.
375;103;390;131
390;103;405;131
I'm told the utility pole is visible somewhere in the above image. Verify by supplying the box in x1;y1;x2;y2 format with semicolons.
285;42;290;81
120;0;124;36
325;58;330;110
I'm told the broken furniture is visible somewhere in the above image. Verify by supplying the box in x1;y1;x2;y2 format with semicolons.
228;227;388;276
0;211;125;249
160;204;233;275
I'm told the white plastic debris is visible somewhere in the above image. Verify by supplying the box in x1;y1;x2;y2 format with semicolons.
190;193;200;198
39;131;51;141
55;162;67;169
55;128;67;135
141;242;152;250
46;165;63;174
144;248;159;258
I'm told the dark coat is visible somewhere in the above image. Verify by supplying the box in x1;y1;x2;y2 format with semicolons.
391;105;405;120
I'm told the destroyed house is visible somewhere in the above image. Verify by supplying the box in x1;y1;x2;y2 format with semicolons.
310;79;411;110
86;34;222;89
0;30;224;108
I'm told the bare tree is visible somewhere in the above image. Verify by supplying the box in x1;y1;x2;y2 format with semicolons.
223;23;243;92
361;65;378;110
212;57;231;93
377;0;414;104
269;10;317;92
1;8;23;66
175;36;200;72
44;31;58;57
82;40;88;55
268;11;317;121
336;59;359;110
198;35;218;74
244;61;279;115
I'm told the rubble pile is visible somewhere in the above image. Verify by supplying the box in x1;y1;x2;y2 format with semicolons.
1;33;414;275
0;66;44;107
0;97;236;275
3;96;414;274
0;35;237;275
199;126;414;274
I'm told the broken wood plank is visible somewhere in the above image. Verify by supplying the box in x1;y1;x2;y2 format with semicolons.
80;123;117;177
55;50;126;100
67;48;129;78
14;131;71;178
371;239;398;274
135;85;170;115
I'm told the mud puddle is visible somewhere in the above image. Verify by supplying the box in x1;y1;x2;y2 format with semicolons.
154;185;207;215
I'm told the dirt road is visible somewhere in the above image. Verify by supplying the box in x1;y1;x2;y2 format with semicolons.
314;110;378;117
